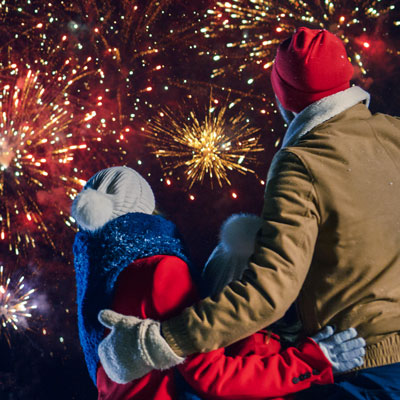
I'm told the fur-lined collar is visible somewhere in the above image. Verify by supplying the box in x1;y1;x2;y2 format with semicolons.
282;86;370;148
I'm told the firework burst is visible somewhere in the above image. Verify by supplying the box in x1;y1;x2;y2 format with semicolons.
1;0;204;128
147;92;264;188
202;0;399;91
0;61;122;256
0;0;205;255
0;265;37;346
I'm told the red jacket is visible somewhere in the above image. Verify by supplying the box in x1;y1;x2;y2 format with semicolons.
97;255;333;399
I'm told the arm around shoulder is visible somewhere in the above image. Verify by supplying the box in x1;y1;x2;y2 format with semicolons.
162;150;320;356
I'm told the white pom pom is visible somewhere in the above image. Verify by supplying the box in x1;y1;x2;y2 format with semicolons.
220;213;263;258
71;188;114;231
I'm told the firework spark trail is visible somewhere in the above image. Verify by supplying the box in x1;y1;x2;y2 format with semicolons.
202;0;399;87
80;0;207;126
147;93;264;188
0;1;183;131
0;62;110;255
0;265;37;346
0;0;205;254
0;0;211;156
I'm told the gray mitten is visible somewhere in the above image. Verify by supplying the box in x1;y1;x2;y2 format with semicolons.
311;326;366;374
97;309;185;384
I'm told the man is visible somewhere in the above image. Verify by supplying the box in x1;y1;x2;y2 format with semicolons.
98;27;400;397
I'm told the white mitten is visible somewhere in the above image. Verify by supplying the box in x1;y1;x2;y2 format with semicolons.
311;326;366;374
203;213;263;295
97;309;185;384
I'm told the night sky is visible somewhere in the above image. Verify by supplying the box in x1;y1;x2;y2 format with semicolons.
0;1;399;398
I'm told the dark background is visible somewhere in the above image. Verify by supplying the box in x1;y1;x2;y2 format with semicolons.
0;1;399;398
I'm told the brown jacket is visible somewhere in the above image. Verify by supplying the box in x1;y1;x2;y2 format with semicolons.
162;87;400;369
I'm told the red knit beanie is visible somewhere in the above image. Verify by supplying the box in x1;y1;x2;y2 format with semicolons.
271;27;354;113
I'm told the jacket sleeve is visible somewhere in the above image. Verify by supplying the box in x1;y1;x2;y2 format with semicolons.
96;256;200;397
150;256;199;319
162;150;320;356
178;337;332;400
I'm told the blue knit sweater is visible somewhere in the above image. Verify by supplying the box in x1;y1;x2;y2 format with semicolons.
73;212;196;384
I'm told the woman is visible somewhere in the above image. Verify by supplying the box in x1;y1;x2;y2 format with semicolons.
72;166;198;399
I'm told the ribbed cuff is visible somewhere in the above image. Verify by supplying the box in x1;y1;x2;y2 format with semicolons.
161;319;188;357
145;321;185;369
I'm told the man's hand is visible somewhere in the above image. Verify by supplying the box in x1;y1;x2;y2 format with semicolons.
97;309;185;384
311;326;366;374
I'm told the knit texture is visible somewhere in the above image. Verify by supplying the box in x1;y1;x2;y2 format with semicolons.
271;27;354;113
71;166;155;231
73;212;193;383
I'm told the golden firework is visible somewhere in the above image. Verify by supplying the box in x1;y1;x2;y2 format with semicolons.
147;94;264;188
